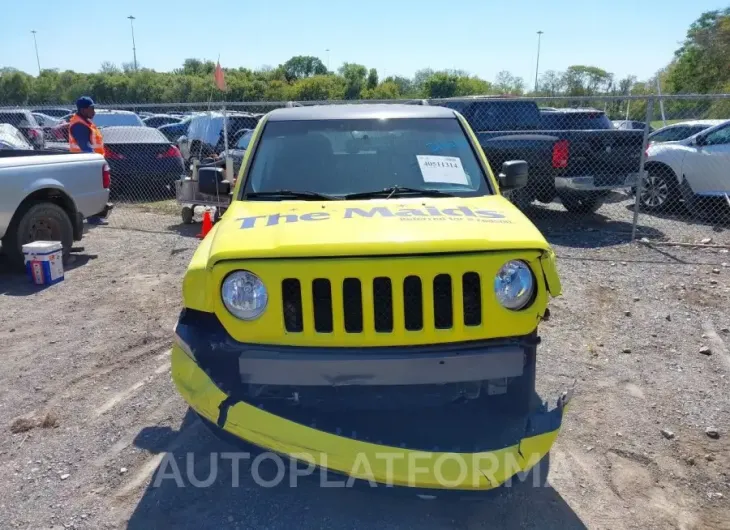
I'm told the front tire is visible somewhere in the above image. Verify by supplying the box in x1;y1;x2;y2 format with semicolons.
639;169;679;211
559;192;606;214
2;202;73;272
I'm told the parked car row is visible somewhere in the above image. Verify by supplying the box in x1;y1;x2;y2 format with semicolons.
2;103;726;221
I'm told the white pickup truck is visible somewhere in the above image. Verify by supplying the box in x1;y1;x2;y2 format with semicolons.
0;151;113;270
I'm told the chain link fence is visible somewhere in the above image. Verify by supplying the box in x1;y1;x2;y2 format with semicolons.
8;95;730;244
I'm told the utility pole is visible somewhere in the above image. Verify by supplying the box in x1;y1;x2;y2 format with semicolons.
534;30;543;93
127;15;138;71
325;49;330;71
31;30;41;75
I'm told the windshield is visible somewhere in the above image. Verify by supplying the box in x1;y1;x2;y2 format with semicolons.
94;113;144;127
241;118;491;199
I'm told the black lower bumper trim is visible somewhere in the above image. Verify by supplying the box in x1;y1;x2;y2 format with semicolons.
175;309;544;453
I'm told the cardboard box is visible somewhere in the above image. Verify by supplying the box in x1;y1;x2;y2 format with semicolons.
23;241;64;286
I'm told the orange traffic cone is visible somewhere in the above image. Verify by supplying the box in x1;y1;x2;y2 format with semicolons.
197;210;213;239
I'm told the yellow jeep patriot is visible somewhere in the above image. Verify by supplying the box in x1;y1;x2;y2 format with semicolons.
171;103;570;493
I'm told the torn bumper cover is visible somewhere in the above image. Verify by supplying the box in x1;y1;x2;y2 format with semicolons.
171;311;573;490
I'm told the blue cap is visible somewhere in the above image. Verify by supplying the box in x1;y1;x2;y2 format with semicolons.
76;96;95;110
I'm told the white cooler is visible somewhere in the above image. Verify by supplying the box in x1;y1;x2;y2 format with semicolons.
23;241;64;286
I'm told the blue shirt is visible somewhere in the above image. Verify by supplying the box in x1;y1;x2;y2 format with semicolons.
70;120;93;153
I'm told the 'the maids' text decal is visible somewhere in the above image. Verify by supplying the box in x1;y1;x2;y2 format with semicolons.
236;205;510;230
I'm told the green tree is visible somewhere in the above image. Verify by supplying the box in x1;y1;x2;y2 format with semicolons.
362;81;401;100
339;63;367;99
422;72;459;98
282;56;328;82
366;68;378;90
455;76;492;96
0;70;32;104
383;75;414;97
562;66;613;96
493;71;525;95
289;75;346;100
666;8;730;93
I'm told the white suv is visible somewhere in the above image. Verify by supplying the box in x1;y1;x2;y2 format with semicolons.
639;119;730;218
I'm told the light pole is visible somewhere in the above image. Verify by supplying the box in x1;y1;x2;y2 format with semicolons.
127;15;138;71
31;30;41;75
534;30;543;93
325;48;330;71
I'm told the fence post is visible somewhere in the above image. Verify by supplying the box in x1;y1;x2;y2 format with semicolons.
631;97;655;241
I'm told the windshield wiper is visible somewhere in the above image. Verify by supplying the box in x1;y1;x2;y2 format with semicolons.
344;186;458;200
244;190;341;201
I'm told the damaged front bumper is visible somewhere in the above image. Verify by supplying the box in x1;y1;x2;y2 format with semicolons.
171;310;573;491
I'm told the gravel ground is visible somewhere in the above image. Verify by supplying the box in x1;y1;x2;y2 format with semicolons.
1;207;729;530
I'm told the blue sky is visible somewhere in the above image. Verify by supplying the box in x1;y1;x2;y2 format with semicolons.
1;0;725;85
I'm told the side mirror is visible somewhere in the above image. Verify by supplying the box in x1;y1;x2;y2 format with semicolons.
198;167;231;196
498;160;528;191
693;135;706;147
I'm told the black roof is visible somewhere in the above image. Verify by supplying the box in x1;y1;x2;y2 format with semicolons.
266;104;456;121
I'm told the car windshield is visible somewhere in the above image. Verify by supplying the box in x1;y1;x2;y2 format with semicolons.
241;118;491;199
93;113;144;127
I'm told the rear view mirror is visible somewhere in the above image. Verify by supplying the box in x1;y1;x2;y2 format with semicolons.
498;160;528;191
198;167;231;196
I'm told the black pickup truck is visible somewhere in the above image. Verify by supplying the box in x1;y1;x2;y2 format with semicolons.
433;98;645;213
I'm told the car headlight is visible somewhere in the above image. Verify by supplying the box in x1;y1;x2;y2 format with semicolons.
221;270;268;320
494;260;535;310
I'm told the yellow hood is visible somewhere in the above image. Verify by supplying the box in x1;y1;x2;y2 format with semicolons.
205;196;550;265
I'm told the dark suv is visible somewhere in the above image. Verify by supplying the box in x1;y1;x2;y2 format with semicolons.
179;112;262;161
0;110;45;149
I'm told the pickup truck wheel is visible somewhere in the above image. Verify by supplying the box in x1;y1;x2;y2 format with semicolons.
503;188;533;211
639;169;679;211
3;202;73;272
559;193;605;214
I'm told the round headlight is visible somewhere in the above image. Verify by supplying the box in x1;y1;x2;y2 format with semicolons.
221;270;268;320
494;260;535;310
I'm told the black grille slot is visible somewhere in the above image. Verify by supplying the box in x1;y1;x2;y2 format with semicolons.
342;278;363;333
462;272;482;326
403;276;423;331
433;274;453;329
372;277;394;332
282;279;303;332
312;279;333;333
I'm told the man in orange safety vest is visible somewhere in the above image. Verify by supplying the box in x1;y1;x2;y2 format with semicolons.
68;96;104;155
69;96;108;224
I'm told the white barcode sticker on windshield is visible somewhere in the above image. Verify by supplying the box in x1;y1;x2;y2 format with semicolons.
416;155;468;185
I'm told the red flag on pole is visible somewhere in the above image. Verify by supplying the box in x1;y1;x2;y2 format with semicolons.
214;61;227;92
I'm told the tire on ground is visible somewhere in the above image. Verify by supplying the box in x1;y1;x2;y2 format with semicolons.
2;201;74;272
503;187;534;211
639;167;680;211
558;192;606;214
